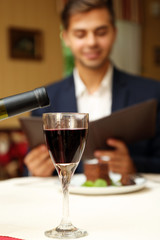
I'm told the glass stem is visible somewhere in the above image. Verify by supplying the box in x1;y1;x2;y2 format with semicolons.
62;180;71;226
57;175;75;231
56;163;78;232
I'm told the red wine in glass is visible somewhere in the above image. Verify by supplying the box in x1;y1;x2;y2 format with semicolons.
44;128;87;163
44;128;88;181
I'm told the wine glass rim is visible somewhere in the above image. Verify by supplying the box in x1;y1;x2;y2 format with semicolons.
43;112;89;116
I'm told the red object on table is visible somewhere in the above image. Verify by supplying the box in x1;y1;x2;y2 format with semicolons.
0;237;23;240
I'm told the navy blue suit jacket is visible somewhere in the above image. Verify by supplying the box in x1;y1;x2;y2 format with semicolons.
32;67;160;173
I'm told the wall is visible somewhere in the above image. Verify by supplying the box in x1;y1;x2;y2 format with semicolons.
111;0;160;79
142;0;160;80
0;0;63;128
111;20;142;75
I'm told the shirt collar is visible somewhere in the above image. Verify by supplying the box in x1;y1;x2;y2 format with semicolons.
73;64;113;98
73;68;86;98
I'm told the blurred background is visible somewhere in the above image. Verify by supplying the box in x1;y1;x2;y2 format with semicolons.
0;0;160;179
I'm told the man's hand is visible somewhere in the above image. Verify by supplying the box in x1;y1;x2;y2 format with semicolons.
94;139;136;175
24;144;55;177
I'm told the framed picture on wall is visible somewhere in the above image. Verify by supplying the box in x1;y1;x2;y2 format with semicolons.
8;27;43;60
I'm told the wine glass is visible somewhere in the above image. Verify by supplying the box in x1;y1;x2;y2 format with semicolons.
43;113;89;239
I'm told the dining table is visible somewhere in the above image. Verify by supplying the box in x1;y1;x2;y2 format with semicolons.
0;173;160;240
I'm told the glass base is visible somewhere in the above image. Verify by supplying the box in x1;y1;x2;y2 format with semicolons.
45;226;88;239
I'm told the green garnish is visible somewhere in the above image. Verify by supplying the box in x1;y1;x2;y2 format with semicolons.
82;178;107;187
93;179;107;187
82;180;94;187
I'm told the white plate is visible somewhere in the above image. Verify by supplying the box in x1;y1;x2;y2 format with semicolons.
69;174;147;195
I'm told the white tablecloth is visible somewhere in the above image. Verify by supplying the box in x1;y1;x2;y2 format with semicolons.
0;174;160;240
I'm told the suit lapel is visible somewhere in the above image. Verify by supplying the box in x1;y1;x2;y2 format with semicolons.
111;67;129;112
59;75;78;112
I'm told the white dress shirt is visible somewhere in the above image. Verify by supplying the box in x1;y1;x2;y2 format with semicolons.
73;64;113;122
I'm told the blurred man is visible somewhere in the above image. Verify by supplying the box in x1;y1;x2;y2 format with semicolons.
24;0;160;176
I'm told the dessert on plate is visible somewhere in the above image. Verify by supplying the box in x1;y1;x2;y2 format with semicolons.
83;159;111;185
83;159;135;186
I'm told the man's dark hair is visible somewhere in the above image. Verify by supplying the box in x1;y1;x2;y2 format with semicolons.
61;0;115;29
